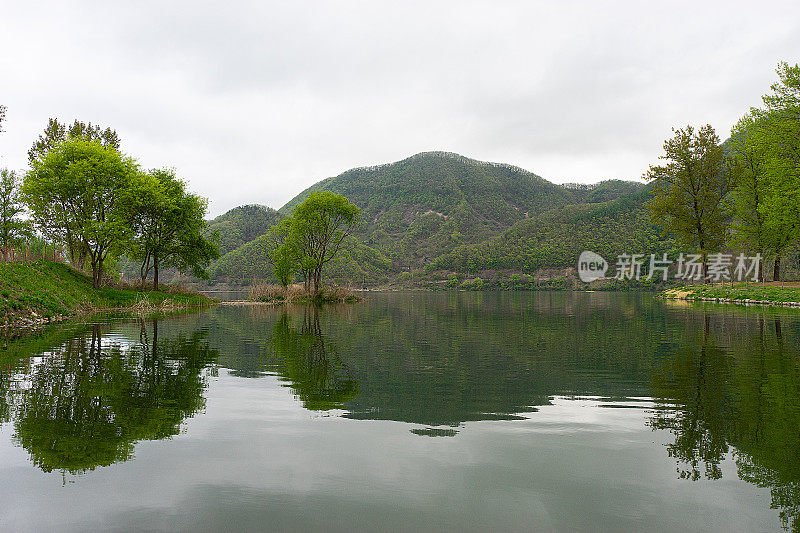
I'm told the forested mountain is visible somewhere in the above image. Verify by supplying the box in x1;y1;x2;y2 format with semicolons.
204;204;284;257
280;152;577;268
430;186;674;274
202;152;665;286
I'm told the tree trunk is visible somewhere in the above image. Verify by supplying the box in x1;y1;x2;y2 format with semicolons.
153;254;159;291
92;256;102;289
773;256;781;282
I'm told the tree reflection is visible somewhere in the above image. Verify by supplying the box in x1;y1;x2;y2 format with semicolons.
650;314;800;531
270;308;359;411
3;320;217;475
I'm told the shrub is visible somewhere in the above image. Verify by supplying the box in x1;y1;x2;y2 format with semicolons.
459;277;484;290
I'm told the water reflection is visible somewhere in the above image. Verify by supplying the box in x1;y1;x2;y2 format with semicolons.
650;312;800;531
0;320;217;474
270;309;359;411
2;293;800;531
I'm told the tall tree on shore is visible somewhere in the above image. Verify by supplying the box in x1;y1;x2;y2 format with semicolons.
728;111;795;282
126;168;218;289
25;118;122;267
758;62;800;281
27;118;120;165
23;139;137;288
645;125;732;279
284;191;360;295
0;169;31;248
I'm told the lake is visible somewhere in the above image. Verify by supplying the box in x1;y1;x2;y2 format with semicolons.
1;292;799;532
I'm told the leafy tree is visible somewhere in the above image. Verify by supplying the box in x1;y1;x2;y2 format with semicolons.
126;168;218;289
0;104;6;132
261;219;296;288
24;119;122;268
284;191;360;294
645;125;732;279
27;118;120;165
0;169;31;248
23;139;137;287
757;62;800;281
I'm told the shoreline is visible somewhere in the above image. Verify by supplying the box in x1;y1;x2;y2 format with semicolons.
1;299;217;338
660;285;800;309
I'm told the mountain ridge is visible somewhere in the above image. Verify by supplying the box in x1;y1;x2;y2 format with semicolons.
202;151;661;287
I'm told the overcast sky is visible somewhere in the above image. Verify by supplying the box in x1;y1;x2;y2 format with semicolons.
1;1;798;217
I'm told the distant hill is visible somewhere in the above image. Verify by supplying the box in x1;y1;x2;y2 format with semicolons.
429;186;674;274
280;152;584;268
200;152;664;287
205;204;284;257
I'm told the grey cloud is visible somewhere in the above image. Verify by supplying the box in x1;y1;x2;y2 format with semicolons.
0;0;798;216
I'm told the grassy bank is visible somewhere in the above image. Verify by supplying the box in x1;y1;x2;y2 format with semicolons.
662;283;800;307
1;260;214;329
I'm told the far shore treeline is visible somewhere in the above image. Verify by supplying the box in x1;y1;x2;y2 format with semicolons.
1;61;800;292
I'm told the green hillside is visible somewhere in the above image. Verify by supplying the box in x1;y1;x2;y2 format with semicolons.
201;152;663;286
1;261;211;326
205;204;284;256
280;152;577;268
430;188;674;274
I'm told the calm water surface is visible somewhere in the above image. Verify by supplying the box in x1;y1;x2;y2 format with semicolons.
1;292;799;532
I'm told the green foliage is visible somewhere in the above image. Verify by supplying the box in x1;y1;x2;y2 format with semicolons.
431;193;674;274
728;112;771;263
0;168;32;248
459;277;484;290
27;118;120;166
645;125;732;267
22;138;138;288
126;168;218;288
671;284;800;303
271;250;293;288
285;191;361;293
757;62;800;279
209;232;392;285
204;204;285;257
0;260;210;323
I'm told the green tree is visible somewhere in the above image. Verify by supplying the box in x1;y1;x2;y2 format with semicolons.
259;218;297;289
127;168;218;289
27;118;120;165
757;62;800;281
287;191;360;294
645;125;732;279
24;119;122;269
0;169;31;248
23;139;138;287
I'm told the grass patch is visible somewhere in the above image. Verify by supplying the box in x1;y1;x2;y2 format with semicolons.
0;260;213;325
663;283;800;304
249;282;359;304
